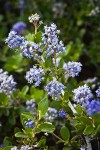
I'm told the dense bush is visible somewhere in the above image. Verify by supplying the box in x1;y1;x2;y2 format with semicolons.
0;1;100;150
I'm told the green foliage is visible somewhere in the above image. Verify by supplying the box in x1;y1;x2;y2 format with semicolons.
34;31;42;43
21;86;29;96
38;98;48;119
30;86;44;102
0;93;9;106
15;132;28;138
4;54;23;72
60;126;70;141
36;122;55;133
84;125;95;135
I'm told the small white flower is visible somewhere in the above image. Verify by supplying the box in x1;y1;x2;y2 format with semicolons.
29;13;40;23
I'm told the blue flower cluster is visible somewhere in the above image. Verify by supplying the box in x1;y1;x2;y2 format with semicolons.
0;69;16;95
11;22;26;34
45;107;58;121
86;100;100;115
6;31;42;60
20;41;42;59
63;61;82;78
24;119;34;128
5;31;24;49
73;84;93;107
26;99;36;114
45;78;66;98
42;23;66;57
59;109;67;118
25;66;44;87
96;87;100;97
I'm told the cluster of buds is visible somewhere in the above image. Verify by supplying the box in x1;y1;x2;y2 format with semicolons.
28;13;43;34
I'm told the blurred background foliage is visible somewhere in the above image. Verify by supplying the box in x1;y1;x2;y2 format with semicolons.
0;0;100;148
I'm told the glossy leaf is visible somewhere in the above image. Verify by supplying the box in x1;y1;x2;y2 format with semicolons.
60;126;70;141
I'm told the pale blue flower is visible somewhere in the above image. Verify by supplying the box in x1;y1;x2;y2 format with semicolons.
73;84;93;107
45;78;66;98
0;69;16;95
45;107;58;121
63;62;82;78
86;100;100;115
5;31;24;49
25;66;44;87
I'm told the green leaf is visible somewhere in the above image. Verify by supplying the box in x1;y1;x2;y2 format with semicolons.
45;57;54;68
14;127;21;134
38;98;48;119
3;137;12;147
84;125;94;135
36;122;55;133
75;105;83;114
80;116;91;125
92;113;100;125
34;31;42;43
96;124;100;133
3;146;13;150
4;54;22;71
37;136;46;147
21;112;34;120
26;33;34;41
30;86;44;101
0;93;9;106
15;132;28;138
59;58;64;68
21;86;29;96
60;126;70;141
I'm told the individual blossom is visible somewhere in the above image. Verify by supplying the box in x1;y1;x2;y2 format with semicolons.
0;69;16;96
45;107;58;121
42;23;66;57
26;99;36;114
25;66;44;87
63;62;82;78
73;84;93;107
11;145;32;150
96;87;100;97
59;109;67;118
29;13;40;23
24;119;34;128
11;146;17;150
86;100;100;115
20;145;33;150
11;22;26;34
44;78;66;98
20;41;42;59
5;31;24;49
